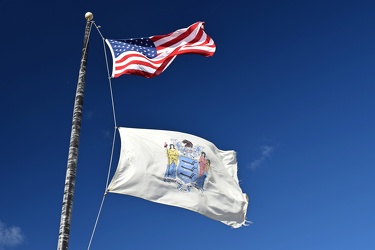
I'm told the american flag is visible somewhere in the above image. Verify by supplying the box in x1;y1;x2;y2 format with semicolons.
105;22;216;78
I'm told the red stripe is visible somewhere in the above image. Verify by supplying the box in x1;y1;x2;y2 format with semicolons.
185;26;204;45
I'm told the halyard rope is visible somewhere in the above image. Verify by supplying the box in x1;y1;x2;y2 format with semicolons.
87;22;119;250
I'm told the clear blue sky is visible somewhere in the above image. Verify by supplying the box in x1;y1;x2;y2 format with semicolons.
1;0;375;249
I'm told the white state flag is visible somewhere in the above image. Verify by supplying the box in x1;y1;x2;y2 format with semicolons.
107;127;249;228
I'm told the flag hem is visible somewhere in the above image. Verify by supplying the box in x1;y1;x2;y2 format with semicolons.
105;39;116;78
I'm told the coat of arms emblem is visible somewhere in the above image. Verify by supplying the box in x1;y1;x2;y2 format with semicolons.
164;139;210;192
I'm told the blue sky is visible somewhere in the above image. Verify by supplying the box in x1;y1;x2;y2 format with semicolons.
1;0;375;249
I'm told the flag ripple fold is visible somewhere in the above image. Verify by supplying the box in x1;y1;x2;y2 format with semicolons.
107;127;249;228
105;22;216;78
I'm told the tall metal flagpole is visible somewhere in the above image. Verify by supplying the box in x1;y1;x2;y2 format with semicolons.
57;12;93;250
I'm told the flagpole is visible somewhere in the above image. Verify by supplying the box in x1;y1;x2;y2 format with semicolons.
57;12;93;250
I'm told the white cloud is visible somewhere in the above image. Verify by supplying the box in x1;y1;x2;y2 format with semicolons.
103;129;112;139
84;110;95;120
249;145;274;170
0;221;24;249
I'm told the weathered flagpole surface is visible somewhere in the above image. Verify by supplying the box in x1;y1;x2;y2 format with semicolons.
57;12;93;250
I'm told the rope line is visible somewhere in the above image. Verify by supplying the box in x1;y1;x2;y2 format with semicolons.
105;127;118;189
94;22;118;128
94;21;118;189
87;194;106;250
87;21;119;250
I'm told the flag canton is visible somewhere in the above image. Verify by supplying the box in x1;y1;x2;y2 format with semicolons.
108;38;157;59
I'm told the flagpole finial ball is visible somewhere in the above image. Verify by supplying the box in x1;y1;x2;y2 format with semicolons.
85;12;93;21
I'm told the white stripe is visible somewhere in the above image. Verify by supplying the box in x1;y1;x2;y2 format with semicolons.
114;64;156;74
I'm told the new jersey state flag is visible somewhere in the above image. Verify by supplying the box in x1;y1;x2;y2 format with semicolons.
107;127;249;228
105;22;216;78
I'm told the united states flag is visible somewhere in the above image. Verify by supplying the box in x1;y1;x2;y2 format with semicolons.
105;22;216;78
